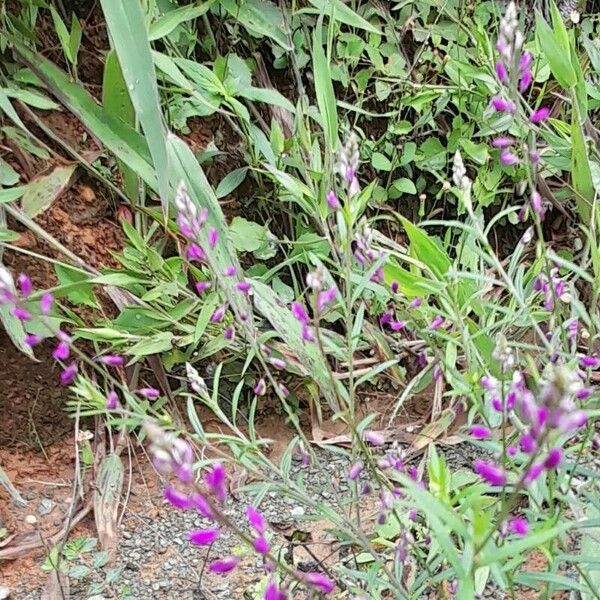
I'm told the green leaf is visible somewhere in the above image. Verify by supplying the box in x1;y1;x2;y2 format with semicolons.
0;186;27;204
383;259;443;297
100;0;170;207
102;50;138;203
228;216;266;253
571;103;593;224
2;87;60;110
398;216;451;279
0;157;19;186
128;332;174;357
307;0;380;34
392;177;417;195
312;19;338;151
239;86;295;114
371;152;392;171
149;1;215;41
69;12;82;66
21;164;77;218
50;6;72;62
220;0;292;50
580;506;600;599
535;10;576;88
0;297;34;359
11;38;157;190
216;167;248;199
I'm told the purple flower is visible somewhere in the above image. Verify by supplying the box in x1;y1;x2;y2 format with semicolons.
409;297;422;309
195;281;211;294
254;378;266;396
520;51;533;70
224;325;235;341
364;431;385;446
12;307;32;321
301;324;315;342
291;301;309;324
429;315;444;330
390;320;406;332
236;281;251;293
254;536;270;555
580;356;600;369
25;333;42;347
491;136;514;148
317;287;337;312
211;304;227;323
509;516;529;536
208;227;218;248
473;460;506;486
524;463;544;484
188;528;220;545
18;274;33;296
530;107;550;124
470;425;491;440
265;580;288;600
519;433;536;454
187;244;206;262
209;556;240;574
500;149;519;166
348;461;364;481
52;340;70;361
391;280;399;293
544;447;562;469
246;506;266;534
138;387;160;399
99;354;125;367
60;362;78;385
270;357;286;370
192;493;214;519
495;61;508;83
507;445;517;457
480;375;497;391
223;266;236;277
164;486;193;510
519;70;533;92
204;463;227;502
326;190;340;210
303;572;335;594
491;96;515;113
104;390;118;410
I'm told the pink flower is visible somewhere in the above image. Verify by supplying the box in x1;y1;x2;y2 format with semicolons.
164;486;193;510
188;528;220;545
348;461;363;481
187;244;206;262
99;354;125;367
473;460;506;486
530;107;550;124
195;281;211;294
491;136;514;148
209;556;240;574
291;301;309;324
544;447;562;469
470;425;491;440
138;387;160;399
304;572;335;594
204;463;227;502
264;580;288;600
270;357;286;370
519;433;536;454
106;390;119;410
524;463;544;484
390;320;406;331
254;378;266;396
317;287;337;311
192;493;214;519
500;149;519;166
558;410;587;432
364;430;385;446
25;333;42;346
60;362;78;385
52;340;70;361
236;281;251;293
520;51;533;70
254;536;270;555
208;227;218;248
409;297;422;308
429;315;444;330
509;516;529;536
491;96;515;113
246;506;266;534
495;61;508;83
18;274;33;296
519;70;533;92
580;356;600;369
211;304;227;323
223;266;236;277
326;190;340;210
507;446;517;457
12;307;31;321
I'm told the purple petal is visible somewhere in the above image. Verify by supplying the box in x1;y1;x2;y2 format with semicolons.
509;516;529;536
25;333;42;347
236;281;251;293
470;425;491;440
209;556;239;574
164;486;193;510
12;307;32;321
291;301;309;324
52;340;70;361
530;107;550;124
138;387;160;400
208;227;218;248
246;506;266;534
363;431;385;446
195;281;211;294
254;536;270;555
326;190;340;210
348;461;363;481
491;136;514;148
473;460;506;486
60;362;78;385
99;354;125;367
304;572;335;594
495;61;508;83
544;447;562;469
106;390;119;410
270;357;286;370
192;493;214;519
17;274;33;296
580;356;600;369
188;528;220;545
